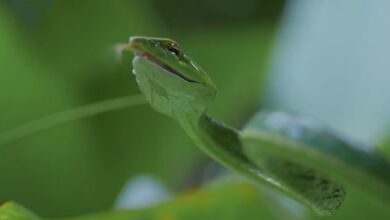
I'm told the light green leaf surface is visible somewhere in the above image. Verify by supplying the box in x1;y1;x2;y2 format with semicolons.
0;202;41;220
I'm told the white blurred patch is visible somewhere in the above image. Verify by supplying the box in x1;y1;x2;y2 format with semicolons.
114;175;171;209
266;0;390;147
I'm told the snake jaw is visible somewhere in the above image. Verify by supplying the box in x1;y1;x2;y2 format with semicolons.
135;52;198;83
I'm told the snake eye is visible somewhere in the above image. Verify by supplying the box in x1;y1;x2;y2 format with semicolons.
167;43;181;57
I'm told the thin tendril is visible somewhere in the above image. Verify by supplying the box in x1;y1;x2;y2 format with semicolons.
0;95;147;147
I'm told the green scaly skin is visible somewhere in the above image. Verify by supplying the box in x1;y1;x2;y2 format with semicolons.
124;36;390;216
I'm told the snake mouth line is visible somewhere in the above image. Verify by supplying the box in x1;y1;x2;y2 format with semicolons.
136;52;197;83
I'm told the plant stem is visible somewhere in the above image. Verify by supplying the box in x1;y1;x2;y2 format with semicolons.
0;95;146;147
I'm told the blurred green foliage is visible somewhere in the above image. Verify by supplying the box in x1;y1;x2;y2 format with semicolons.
152;0;284;27
0;180;277;220
64;179;276;220
0;0;278;218
3;1;389;220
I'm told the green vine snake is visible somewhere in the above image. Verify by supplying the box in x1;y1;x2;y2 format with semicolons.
123;36;390;216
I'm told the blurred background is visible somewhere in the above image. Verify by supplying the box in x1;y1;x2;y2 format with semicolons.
0;0;390;219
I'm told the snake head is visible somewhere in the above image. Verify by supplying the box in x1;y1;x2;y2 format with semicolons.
126;36;217;117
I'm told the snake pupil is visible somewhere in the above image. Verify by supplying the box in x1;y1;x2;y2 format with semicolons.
167;44;181;57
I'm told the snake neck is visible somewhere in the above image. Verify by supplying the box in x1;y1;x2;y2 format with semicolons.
176;111;250;170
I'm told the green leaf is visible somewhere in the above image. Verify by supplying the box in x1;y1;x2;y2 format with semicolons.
0;202;41;220
63;179;276;220
241;111;390;215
